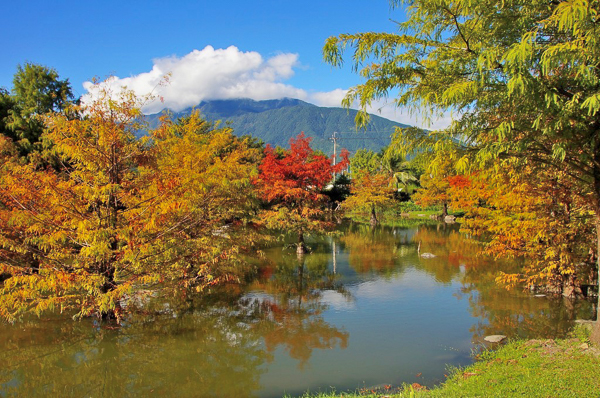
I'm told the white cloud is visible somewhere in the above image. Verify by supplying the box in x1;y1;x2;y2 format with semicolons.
320;290;356;311
83;46;310;114
308;89;348;108
364;99;454;131
82;45;453;130
311;92;454;130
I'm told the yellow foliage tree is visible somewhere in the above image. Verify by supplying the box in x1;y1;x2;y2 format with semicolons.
0;85;261;322
412;153;457;218
450;161;596;296
344;172;396;225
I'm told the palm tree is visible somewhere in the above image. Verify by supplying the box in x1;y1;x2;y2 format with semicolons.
380;147;419;200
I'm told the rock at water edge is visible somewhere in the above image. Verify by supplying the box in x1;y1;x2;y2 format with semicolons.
484;335;507;343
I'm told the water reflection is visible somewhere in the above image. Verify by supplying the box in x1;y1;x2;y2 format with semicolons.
411;224;595;342
0;221;595;397
340;223;413;276
1;294;269;397
0;250;349;397
250;251;349;368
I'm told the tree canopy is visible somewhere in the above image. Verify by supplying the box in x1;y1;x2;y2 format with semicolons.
3;63;74;160
324;0;600;205
324;0;600;341
0;84;260;322
253;133;348;254
344;171;396;225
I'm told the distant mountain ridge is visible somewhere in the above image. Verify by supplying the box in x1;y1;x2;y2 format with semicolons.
146;98;410;154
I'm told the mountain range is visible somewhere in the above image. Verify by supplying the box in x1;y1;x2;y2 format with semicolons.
145;98;409;154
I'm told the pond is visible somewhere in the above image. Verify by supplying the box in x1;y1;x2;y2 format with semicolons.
0;222;595;397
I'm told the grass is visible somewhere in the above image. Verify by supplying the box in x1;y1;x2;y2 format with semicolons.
291;327;600;398
345;201;463;227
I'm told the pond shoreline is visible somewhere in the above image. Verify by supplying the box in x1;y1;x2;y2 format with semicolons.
2;223;595;397
294;327;600;398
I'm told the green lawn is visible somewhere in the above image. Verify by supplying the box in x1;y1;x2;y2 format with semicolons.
292;329;600;398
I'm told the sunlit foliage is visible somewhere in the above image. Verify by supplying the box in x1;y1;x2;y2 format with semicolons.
451;162;596;295
324;0;600;307
253;133;348;253
413;152;458;218
344;172;396;225
0;84;261;322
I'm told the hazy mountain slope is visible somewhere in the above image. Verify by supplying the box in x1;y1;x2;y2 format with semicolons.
146;98;410;154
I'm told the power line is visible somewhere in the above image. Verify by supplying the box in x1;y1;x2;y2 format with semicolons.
330;131;395;165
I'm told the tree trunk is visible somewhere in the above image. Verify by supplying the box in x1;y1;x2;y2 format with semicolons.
370;206;378;226
297;256;305;306
100;264;121;321
100;239;119;321
590;213;600;345
442;201;448;218
297;231;307;256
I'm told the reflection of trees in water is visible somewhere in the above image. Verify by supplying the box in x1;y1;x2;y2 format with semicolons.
412;225;595;341
257;247;338;302
250;249;349;368
460;273;595;342
261;302;349;369
2;225;593;395
411;224;485;283
340;223;412;276
0;296;268;397
0;265;349;397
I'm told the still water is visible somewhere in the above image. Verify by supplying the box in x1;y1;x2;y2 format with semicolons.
0;222;595;397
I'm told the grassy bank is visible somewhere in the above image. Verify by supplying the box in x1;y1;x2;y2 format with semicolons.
344;201;465;226
293;328;600;398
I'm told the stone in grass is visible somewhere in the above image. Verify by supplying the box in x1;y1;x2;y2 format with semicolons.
484;335;507;343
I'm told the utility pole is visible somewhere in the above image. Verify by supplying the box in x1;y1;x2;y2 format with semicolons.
331;132;338;166
331;132;339;179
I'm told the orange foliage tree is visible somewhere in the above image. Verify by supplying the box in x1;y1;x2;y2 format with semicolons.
0;85;261;322
253;133;348;254
343;172;395;225
449;162;596;296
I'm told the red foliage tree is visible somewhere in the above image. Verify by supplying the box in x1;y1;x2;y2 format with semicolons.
253;133;348;254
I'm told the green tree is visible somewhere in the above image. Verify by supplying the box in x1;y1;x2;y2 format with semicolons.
325;0;600;341
350;148;418;200
350;149;381;177
322;173;352;212
380;146;419;199
4;63;74;161
0;89;15;139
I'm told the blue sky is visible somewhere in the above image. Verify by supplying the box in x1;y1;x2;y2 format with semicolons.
2;1;447;128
